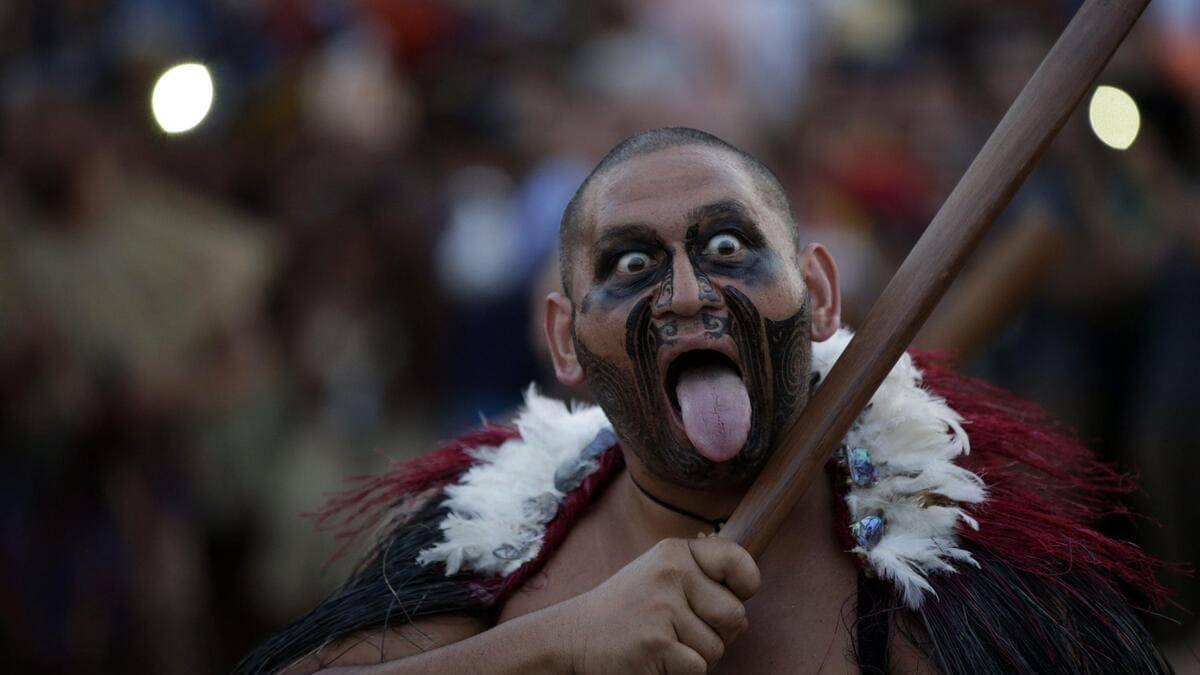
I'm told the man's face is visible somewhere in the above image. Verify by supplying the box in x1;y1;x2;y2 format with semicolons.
562;146;820;489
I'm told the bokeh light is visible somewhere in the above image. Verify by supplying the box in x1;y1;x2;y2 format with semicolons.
1088;85;1140;150
151;63;214;134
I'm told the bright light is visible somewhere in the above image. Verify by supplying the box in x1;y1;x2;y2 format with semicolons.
151;63;214;134
1088;85;1140;150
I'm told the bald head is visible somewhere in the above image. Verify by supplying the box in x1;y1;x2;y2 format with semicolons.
559;127;797;298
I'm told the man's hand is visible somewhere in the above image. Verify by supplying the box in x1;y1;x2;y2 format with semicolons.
301;537;759;675
560;536;761;674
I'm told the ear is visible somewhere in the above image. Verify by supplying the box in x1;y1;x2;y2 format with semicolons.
545;291;585;385
801;243;841;341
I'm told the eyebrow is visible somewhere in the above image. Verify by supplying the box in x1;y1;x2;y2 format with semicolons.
684;199;766;245
686;199;753;226
590;223;664;256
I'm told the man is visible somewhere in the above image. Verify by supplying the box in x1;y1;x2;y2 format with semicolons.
239;128;1169;674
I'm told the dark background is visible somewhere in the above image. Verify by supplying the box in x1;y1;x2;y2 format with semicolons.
1;1;1198;672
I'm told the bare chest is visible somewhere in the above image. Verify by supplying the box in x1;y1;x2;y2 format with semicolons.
497;503;860;672
714;552;859;674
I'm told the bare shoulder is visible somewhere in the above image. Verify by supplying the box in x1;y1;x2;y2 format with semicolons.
498;476;637;622
277;612;491;674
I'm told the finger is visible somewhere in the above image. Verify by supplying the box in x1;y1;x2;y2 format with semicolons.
672;610;726;667
687;537;761;601
659;642;708;675
680;576;748;645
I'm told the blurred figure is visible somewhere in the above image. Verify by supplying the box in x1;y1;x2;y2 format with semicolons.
0;97;273;673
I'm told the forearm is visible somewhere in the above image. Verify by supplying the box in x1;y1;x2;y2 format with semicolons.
319;602;575;675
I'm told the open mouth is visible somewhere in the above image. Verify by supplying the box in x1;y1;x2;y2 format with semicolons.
664;349;743;415
661;347;752;462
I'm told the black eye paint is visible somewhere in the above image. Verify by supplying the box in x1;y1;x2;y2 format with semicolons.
582;249;672;316
584;210;780;317
684;214;777;289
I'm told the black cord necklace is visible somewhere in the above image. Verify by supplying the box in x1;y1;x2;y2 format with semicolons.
628;473;728;533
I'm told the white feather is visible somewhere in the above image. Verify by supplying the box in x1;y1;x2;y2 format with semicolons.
416;385;610;575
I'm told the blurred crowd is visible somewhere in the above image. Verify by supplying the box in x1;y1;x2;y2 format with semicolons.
1;1;1197;672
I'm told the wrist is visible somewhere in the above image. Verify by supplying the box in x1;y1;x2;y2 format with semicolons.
537;596;585;673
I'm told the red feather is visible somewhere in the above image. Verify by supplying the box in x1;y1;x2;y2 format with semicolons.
308;425;520;566
913;351;1171;608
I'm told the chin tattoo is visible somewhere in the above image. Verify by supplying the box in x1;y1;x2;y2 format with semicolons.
573;288;813;489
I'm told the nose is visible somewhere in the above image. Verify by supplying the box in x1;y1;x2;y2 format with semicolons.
652;252;723;318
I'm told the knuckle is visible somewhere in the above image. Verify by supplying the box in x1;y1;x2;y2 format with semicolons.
726;602;747;627
667;645;706;675
653;561;679;583
648;595;676;618
730;542;752;565
649;538;672;555
665;537;693;561
690;534;719;554
655;537;685;555
726;543;751;568
653;558;687;583
650;540;687;572
746;564;762;591
708;638;726;663
738;551;761;581
645;632;674;653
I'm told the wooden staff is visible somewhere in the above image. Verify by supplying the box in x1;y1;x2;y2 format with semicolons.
720;0;1151;558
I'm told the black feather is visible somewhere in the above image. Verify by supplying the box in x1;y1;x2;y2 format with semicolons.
914;546;1171;674
233;495;499;675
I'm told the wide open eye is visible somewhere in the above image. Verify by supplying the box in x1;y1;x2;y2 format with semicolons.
616;251;653;275
702;233;743;257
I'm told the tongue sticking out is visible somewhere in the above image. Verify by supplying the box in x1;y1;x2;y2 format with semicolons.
675;362;751;463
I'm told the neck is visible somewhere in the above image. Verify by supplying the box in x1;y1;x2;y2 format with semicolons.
618;460;828;544
624;466;744;538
